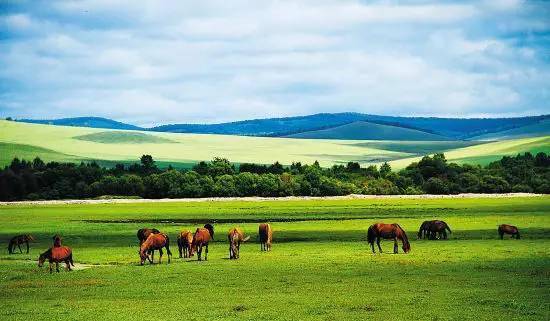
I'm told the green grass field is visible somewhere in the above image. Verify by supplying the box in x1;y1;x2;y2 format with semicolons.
0;196;549;320
1;120;549;169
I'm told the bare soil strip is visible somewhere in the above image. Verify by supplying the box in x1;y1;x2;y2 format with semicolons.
0;193;545;206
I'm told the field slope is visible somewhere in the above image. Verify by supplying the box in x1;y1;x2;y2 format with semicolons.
1;120;549;169
285;121;451;141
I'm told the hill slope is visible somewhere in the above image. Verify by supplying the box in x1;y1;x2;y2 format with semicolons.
18;117;142;130
469;118;550;141
285;121;451;141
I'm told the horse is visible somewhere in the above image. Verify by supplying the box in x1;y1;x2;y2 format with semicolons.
228;227;250;259
191;227;212;261
139;233;172;265
417;221;432;239
498;224;520;239
259;223;272;251
8;234;34;254
367;223;411;254
177;230;194;258
38;246;74;273
137;228;160;260
427;220;452;240
53;234;62;247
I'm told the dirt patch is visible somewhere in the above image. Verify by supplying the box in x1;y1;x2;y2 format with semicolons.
0;193;545;206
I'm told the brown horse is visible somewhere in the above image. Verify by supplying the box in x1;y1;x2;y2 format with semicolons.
177;230;194;258
228;227;250;259
139;233;172;265
368;223;411;254
191;227;212;261
8;234;34;254
38;246;74;273
498;224;520;239
418;220;452;240
137;228;160;260
259;223;272;251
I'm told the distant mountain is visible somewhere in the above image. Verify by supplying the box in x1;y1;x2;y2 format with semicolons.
18;117;143;131
149;112;549;140
469;118;550;141
285;121;452;141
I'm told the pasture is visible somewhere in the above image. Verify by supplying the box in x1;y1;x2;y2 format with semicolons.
0;196;549;320
1;120;549;169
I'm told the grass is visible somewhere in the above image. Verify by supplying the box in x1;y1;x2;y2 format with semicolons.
0;120;549;169
0;196;549;320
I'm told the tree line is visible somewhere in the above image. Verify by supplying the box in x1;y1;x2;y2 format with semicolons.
0;152;548;201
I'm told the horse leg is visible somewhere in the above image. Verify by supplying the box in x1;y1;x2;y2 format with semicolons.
56;262;60;273
229;243;233;259
393;238;398;254
205;244;209;261
159;248;163;264
18;243;23;253
442;230;447;240
377;237;383;253
198;245;202;261
26;241;29;253
236;242;240;259
65;260;72;271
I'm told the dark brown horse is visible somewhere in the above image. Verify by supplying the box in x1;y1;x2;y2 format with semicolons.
139;233;172;265
498;224;520;239
368;223;411;254
259;223;272;251
418;220;452;240
8;234;34;254
53;234;62;247
177;230;194;258
228;227;250;259
191;227;212;261
38;246;74;273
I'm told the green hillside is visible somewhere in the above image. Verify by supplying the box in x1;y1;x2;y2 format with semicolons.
285;121;451;141
1;120;548;169
470;119;550;141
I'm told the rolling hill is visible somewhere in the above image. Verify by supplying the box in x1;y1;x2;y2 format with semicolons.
469;118;550;141
1;120;548;170
285;121;451;141
18;117;143;130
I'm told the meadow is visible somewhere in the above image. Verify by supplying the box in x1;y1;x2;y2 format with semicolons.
0;196;548;320
1;120;549;169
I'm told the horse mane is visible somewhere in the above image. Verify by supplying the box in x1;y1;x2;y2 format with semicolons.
204;224;215;239
395;224;410;246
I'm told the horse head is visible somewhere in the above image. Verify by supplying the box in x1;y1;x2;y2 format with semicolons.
38;249;50;267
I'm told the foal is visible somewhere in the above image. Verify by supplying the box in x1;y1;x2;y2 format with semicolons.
228;227;250;259
177;230;194;258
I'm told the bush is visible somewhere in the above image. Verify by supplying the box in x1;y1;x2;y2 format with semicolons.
480;175;511;193
423;177;450;194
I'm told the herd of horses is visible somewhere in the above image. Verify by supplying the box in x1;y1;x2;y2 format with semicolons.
7;222;520;272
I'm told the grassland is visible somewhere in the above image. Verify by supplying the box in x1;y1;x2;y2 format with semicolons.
0;120;549;169
0;196;549;320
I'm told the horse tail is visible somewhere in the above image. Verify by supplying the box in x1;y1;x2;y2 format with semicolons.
445;223;452;234
69;253;75;267
367;225;376;245
515;231;520;239
164;235;172;256
8;240;13;254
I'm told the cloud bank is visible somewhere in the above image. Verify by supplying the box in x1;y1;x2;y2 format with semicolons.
1;0;549;126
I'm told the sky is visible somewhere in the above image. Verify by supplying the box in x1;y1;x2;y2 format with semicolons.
0;0;549;126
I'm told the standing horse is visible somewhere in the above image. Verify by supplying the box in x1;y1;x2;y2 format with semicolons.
368;223;411;254
498;224;520;239
191;227;212;261
427;221;452;240
8;234;34;254
38;246;74;273
228;227;250;259
259;223;272;251
177;230;194;258
139;233;172;265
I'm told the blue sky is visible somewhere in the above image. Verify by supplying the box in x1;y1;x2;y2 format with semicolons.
0;0;549;126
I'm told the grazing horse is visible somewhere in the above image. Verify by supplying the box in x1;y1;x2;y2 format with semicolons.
137;228;160;260
139;233;172;265
38;246;74;273
498;224;520;239
367;223;411;254
8;234;34;254
191;228;212;261
418;220;452;240
177;230;194;258
259;223;273;251
228;228;250;259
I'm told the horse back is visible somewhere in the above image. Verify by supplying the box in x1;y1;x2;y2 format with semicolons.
51;246;72;262
193;228;211;245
